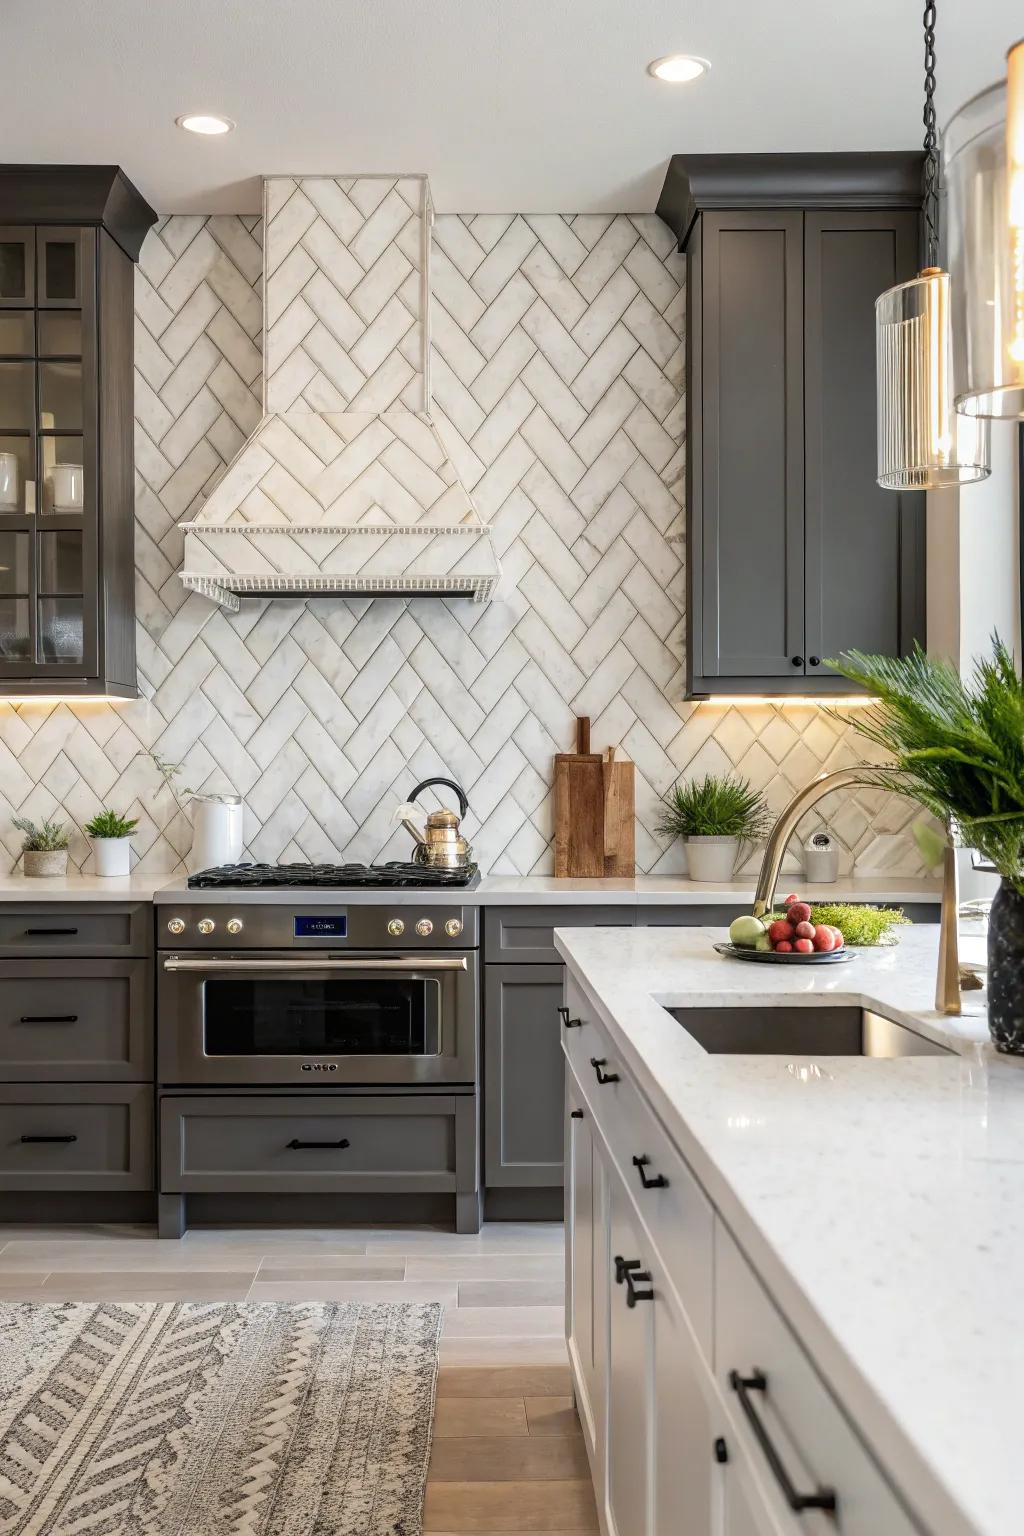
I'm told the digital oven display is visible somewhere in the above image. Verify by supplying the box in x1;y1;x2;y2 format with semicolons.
293;914;348;939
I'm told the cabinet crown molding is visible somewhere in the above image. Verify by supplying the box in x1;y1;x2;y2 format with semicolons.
0;165;157;262
658;152;925;248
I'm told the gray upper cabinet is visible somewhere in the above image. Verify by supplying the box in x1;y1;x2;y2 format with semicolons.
659;153;926;697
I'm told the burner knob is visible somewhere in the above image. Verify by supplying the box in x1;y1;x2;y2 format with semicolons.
166;917;186;935
415;918;433;937
197;918;216;936
445;917;463;937
226;917;244;935
387;918;405;937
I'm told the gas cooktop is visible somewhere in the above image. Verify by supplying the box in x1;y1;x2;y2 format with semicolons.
187;861;481;890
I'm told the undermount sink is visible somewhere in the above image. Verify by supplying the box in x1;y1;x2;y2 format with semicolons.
664;1005;952;1057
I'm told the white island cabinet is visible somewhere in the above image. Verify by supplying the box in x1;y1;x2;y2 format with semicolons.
562;965;924;1536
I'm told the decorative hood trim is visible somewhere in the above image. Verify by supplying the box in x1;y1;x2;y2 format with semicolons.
179;175;500;608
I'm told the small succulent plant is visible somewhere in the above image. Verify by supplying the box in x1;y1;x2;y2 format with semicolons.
84;809;139;840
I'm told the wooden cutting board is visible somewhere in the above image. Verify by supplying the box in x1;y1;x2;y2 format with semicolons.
554;717;635;877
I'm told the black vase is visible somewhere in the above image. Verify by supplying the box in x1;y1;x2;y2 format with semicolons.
987;879;1024;1053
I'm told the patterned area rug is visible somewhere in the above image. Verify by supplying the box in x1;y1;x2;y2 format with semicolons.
0;1300;441;1535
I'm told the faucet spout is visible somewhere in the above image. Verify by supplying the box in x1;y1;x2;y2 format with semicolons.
752;766;961;1016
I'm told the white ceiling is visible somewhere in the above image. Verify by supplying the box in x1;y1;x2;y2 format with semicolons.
2;0;1019;215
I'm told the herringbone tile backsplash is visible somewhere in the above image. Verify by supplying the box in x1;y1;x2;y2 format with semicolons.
0;208;927;878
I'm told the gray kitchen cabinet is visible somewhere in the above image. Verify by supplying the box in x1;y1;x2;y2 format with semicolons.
606;1166;654;1536
657;154;926;697
484;964;565;1187
484;905;634;965
0;958;152;1079
0;1083;152;1189
0;902;149;956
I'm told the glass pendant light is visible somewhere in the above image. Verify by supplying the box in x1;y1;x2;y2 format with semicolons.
876;2;990;488
945;39;1024;417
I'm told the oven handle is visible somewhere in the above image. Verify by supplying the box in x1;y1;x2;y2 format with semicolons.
161;956;469;973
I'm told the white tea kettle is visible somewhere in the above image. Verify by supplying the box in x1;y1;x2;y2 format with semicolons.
396;778;474;871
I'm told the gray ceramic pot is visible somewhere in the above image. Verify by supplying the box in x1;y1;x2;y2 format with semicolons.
22;849;68;877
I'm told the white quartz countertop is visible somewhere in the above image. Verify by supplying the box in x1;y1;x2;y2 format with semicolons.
0;872;170;901
553;920;1017;1536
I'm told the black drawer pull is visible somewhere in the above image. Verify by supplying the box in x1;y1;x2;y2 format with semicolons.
557;1006;582;1028
632;1154;668;1190
24;927;79;936
20;1134;77;1144
570;1108;584;1119
790;655;803;668
285;1138;350;1150
714;1436;729;1465
613;1254;653;1307
590;1057;619;1085
809;655;821;667
729;1370;837;1514
19;1015;78;1024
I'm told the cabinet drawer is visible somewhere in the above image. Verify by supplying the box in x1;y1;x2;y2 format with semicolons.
161;1095;461;1193
716;1220;920;1534
0;904;150;957
564;982;713;1360
0;960;152;1080
485;906;633;964
0;1084;153;1190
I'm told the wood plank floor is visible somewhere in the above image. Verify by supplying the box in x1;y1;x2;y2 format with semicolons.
0;1220;598;1533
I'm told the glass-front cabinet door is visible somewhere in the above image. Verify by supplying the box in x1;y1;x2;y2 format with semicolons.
0;225;96;682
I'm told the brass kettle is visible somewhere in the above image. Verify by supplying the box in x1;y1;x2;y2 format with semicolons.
399;777;474;870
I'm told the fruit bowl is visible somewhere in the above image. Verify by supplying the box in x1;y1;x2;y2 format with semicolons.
713;942;853;965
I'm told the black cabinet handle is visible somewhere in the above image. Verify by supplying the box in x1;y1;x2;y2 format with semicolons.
24;927;79;936
790;655;804;668
632;1154;668;1190
21;1134;77;1144
613;1254;653;1307
557;1006;582;1028
570;1109;584;1119
590;1057;619;1085
729;1370;837;1514
714;1437;729;1465
19;1015;78;1024
809;656;821;667
286;1138;350;1150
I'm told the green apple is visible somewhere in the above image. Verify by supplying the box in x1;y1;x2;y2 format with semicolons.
729;914;766;948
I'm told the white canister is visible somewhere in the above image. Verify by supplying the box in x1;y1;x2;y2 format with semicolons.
90;836;132;877
804;830;839;883
51;462;84;510
189;794;244;873
0;452;19;510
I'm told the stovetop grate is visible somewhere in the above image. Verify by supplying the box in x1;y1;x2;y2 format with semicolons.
187;861;480;890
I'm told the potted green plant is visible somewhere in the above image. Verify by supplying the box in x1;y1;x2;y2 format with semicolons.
656;772;772;882
13;816;71;878
830;638;1024;1053
84;809;139;877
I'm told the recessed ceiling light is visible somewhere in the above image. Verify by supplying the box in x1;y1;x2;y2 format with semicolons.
647;54;710;84
176;113;235;135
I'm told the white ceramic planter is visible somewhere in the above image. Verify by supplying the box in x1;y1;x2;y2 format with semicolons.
22;848;68;877
189;795;244;873
685;836;740;882
90;836;131;877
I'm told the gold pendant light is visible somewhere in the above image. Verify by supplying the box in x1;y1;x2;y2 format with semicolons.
945;39;1024;418
875;2;991;488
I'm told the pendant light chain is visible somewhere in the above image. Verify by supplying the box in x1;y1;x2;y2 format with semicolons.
922;0;940;267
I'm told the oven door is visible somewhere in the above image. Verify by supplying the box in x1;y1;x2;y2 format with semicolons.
158;952;478;1086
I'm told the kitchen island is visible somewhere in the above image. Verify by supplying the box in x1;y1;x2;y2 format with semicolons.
555;921;1018;1536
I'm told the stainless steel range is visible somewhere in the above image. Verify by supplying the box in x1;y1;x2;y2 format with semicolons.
158;866;479;1088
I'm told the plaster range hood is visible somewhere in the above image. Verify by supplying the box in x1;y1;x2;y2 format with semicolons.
179;175;500;610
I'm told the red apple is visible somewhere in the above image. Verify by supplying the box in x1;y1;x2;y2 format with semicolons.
793;937;814;953
782;893;800;907
774;939;794;953
827;926;845;948
768;919;793;943
812;926;836;952
794;920;816;940
787;901;812;925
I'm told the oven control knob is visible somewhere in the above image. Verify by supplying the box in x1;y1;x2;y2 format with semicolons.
226;917;244;935
166;917;186;935
445;917;463;937
196;918;216;935
415;918;433;937
387;918;405;937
